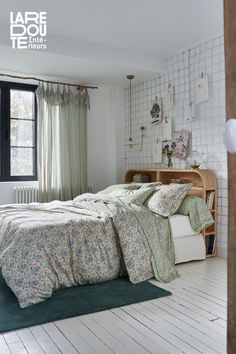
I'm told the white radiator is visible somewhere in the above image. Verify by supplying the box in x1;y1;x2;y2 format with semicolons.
14;186;38;204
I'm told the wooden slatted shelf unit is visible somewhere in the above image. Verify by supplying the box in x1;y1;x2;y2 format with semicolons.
125;169;217;257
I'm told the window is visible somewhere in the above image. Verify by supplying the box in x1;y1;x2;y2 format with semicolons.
0;81;37;181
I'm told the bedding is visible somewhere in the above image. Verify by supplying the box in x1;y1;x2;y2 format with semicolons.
145;183;192;217
96;186;155;204
0;186;177;308
97;183;140;194
131;182;162;189
177;195;214;233
0;186;213;308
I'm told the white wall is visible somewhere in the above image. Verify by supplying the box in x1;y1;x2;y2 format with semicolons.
0;181;38;205
87;84;125;193
124;35;227;257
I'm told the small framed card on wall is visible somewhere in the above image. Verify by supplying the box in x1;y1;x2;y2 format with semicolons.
163;116;172;140
150;97;162;125
195;73;209;103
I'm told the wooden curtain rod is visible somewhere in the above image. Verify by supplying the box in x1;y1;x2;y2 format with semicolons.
0;73;98;90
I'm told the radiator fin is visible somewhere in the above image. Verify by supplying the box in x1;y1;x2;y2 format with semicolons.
14;186;38;204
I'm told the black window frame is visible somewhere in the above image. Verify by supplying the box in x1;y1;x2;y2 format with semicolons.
0;81;38;181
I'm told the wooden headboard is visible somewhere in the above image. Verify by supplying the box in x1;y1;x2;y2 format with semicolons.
124;169;217;199
125;169;217;257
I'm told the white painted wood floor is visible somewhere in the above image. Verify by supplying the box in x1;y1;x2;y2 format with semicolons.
0;257;227;354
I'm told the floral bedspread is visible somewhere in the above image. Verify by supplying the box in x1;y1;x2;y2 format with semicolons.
0;200;155;308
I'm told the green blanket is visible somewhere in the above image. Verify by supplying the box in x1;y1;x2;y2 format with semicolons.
74;191;179;283
177;195;214;233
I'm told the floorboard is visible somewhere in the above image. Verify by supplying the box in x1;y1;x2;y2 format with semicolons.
0;257;227;353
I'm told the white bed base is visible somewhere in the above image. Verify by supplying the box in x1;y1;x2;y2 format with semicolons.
174;233;206;264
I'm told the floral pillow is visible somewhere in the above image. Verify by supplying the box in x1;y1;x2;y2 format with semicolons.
146;183;192;217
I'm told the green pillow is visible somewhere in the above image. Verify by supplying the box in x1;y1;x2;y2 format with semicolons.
131;182;162;189
106;187;156;204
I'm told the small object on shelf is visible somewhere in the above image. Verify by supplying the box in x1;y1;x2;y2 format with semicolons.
133;173;150;183
171;178;191;184
191;162;200;169
171;179;182;184
180;179;191;184
187;151;203;169
206;191;215;210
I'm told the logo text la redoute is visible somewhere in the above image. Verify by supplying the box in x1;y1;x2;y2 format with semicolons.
10;12;47;49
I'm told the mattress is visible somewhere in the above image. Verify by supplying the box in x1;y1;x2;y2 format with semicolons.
169;214;206;264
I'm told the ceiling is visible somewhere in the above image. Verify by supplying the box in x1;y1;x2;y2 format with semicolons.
0;44;157;85
0;0;223;85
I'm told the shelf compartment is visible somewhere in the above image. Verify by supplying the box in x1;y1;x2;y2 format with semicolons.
205;234;216;256
205;223;215;234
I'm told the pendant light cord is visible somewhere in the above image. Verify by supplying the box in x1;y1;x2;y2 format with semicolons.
129;78;132;141
188;49;192;106
127;75;134;142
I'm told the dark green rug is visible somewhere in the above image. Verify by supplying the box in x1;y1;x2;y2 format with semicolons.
0;271;171;333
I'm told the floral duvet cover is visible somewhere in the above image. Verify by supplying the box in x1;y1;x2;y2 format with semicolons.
0;189;178;308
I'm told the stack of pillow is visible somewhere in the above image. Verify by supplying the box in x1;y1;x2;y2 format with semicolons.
98;182;193;218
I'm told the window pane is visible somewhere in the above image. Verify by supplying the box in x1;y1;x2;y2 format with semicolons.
0;87;1;178
11;119;34;147
10;90;33;119
11;148;34;176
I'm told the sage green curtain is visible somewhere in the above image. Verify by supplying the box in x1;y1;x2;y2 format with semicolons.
36;83;90;202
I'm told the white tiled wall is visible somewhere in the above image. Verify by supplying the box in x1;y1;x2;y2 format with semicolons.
124;35;227;257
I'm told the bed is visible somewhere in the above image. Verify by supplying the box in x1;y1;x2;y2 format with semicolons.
125;168;217;259
0;176;214;308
